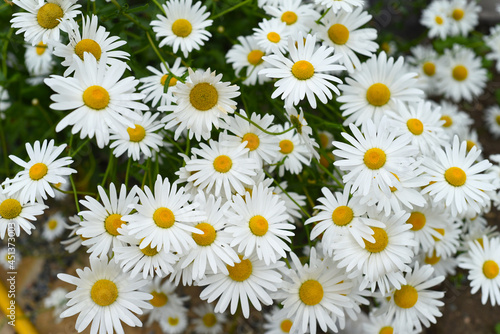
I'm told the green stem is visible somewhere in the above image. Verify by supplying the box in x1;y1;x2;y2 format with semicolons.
210;0;252;20
100;152;114;188
110;0;148;30
315;7;330;24
313;159;343;188
141;158;151;189
125;158;132;188
234;112;296;135
146;32;186;81
69;174;81;213
51;184;96;196
152;0;164;13
70;138;91;157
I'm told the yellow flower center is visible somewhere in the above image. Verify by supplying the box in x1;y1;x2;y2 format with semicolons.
192;222;216;246
476;237;484;248
227;256;252;282
280;319;293;333
242;133;260;151
440;115;453;128
379;326;394;334
0;199;22;219
299;280;324;306
150;291;168;307
366;83;391;107
435;16;444;25
363;148;386;170
161;74;178;87
394;284;418;309
171;18;192;37
213;155;232;173
452;8;464;21
104;214;124;236
47;219;58;230
249;215;268;236
37;3;63;29
291;60;314;80
281;11;298;25
153;207;175;228
29;162;48;180
75;39;102;61
91;279;118;306
279;139;294;154
189;83;218;111
331;205;354;226
83;85;110;110
202;313;217;327
267;32;281;43
407;211;426;231
168;317;179;326
247;50;265;66
452;65;468;81
466;140;476;152
425;250;441;265
328;23;350;45
407;118;424;135
140;242;159;257
432;228;445;242
444;167;466;187
127;124;146;143
36;42;47;56
319;133;329;148
483;260;499;279
363;227;388;253
422;62;436;76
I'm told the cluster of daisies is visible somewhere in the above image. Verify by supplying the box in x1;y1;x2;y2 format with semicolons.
2;0;500;333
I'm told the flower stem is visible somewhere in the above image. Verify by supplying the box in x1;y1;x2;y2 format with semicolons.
210;0;252;20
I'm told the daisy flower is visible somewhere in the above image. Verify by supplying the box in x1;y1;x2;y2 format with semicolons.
198;252;284;319
436;45;487;102
151;0;213;58
161;68;240;141
42;212;67;242
0;184;45;238
220;110;279;166
0;86;10;119
286;107;320;160
264;0;319;35
60;215;84;253
184;140;259;200
405;202;450;253
44;54;147;148
407;45;440;95
159;309;188;334
437;100;473;139
24;41;54;85
225;35;270;86
263;306;294;334
11;0;81;45
43;287;68;323
338;52;423;127
51;175;70;200
332;119;418;197
420;1;452;40
78;183;137;259
485;25;500;72
382;262;445;332
123;175;205;254
315;7;378;73
314;0;364;13
448;0;480;37
141;277;188;326
109;110;164;161
363;312;418;334
484;105;500;139
226;183;294;265
57;256;153;334
53;14;130;77
138;58;186;107
3;139;75;204
427;219;462;258
417;250;458;279
253;18;290;54
458;236;500;306
273;180;307;223
260;33;345;109
421;136;496;217
192;302;227;334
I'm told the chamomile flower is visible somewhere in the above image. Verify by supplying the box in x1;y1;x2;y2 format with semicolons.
263;306;294;334
315;7;378;73
485;25;500;72
53;14;129;77
161;68;240;141
427;219;462;258
11;0;81;45
260;33;345;109
270;123;312;177
198;253;284;318
42;212;67;242
363;312;419;334
184;140;259;200
139;58;186;107
78;183;137;259
420;1;451;40
60;215;84;253
407;45;440;95
44;54;146;148
0;184;45;238
151;0;213;58
314;0;364;13
417;250;457;278
382;262;445;332
43;287;68;323
159;309;189;334
405;202;450;253
109;110;164;161
253;18;290;54
421;136;496;217
123;175;205;254
3;139;75;204
458;236;500;306
25;41;54;85
192;302;227;334
226;35;270;86
448;0;480;37
226;183;294;265
141;277;188;326
57;256;153;334
436;45;487;102
338;52;423;127
484;105;500;139
264;0;319;35
437;100;473;138
51;175;70;200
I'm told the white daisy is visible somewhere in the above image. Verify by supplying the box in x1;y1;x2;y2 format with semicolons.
485;25;500;72
43;287;68;323
198;252;284;318
159;309;189;334
437;100;473;139
286;106;320;160
315;7;378;73
161;68;240;141
192;302;227;334
273;180;307;223
11;0;81;45
123;175;205;254
44;54;147;148
24;41;54;85
420;0;452;40
53;14;130;77
338;52;423;127
263;306;294;334
60;215;84;253
138;58;186;107
151;0;213;58
363;312;418;334
260;33;345;109
407;45;440;95
78;183;137;259
448;0;480;37
270;123;312;177
314;0;364;13
3;139;75;204
264;0;319;35
484;105;500;139
253;18;290;54
226;35;270;86
427;219;462;258
417;249;457;279
57;256;153;334
42;211;67;242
